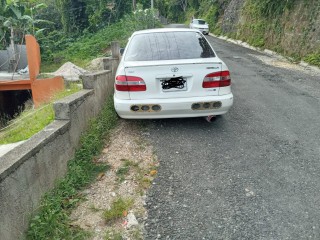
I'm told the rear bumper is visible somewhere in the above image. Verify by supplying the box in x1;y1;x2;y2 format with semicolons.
114;94;233;119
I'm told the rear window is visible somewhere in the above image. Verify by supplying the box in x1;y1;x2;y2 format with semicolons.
124;31;215;61
197;20;206;25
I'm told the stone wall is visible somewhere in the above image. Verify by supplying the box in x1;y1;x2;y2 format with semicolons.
0;57;119;240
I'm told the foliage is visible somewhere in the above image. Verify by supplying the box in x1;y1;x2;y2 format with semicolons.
27;97;118;240
42;7;161;67
0;83;81;144
57;0;89;34
103;197;134;223
0;0;52;49
236;1;268;48
304;53;320;67
248;0;297;18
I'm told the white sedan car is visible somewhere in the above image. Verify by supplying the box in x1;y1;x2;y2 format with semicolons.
190;19;209;35
114;28;233;121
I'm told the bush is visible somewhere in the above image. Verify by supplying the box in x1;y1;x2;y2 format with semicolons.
41;7;161;68
304;53;320;67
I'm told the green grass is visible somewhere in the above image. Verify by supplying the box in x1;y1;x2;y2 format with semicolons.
0;83;81;144
103;197;134;223
304;53;320;67
27;97;118;240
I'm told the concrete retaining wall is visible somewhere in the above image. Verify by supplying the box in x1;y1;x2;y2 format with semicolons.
0;57;119;240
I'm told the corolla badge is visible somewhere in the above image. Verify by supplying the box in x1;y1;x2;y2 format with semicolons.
171;67;179;72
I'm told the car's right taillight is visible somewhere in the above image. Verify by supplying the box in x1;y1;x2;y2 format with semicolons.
202;71;231;88
115;75;146;91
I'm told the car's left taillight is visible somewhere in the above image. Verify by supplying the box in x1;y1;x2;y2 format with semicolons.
115;75;146;91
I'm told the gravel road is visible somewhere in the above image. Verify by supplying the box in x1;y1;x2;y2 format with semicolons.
143;33;320;239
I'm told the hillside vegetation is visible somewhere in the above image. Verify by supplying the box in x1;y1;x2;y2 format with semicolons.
157;0;320;66
0;0;160;71
2;0;318;67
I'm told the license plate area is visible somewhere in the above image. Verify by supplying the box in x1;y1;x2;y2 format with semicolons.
160;77;187;92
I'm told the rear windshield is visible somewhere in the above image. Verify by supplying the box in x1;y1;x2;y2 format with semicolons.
197;20;206;25
125;31;215;61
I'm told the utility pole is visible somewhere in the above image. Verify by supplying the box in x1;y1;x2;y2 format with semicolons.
151;0;154;9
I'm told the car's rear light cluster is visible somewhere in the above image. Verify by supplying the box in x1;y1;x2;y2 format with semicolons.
115;75;146;91
202;71;231;88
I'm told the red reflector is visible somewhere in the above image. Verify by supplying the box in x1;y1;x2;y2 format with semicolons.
202;71;231;88
115;75;146;91
202;81;220;88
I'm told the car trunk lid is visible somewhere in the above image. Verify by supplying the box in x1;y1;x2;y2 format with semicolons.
123;59;222;100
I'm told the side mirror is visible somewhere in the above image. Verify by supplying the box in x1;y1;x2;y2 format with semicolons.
120;48;125;55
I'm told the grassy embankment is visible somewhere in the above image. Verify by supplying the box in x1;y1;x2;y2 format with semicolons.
27;96;118;239
185;0;320;67
235;0;320;67
24;11;161;239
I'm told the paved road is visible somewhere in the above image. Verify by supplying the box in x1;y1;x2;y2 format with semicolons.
144;33;320;239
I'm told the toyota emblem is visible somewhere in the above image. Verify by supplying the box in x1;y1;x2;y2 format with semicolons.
171;67;179;72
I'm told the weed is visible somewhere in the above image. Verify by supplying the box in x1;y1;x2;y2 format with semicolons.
304;53;320;67
105;229;123;240
26;97;118;239
103;197;134;223
116;166;130;182
136;167;153;190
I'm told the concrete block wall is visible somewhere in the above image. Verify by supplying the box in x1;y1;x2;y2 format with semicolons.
0;57;119;240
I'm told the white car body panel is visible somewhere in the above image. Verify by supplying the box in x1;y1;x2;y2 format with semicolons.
114;28;233;119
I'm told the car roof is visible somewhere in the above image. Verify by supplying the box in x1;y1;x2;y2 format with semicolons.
132;28;201;36
193;19;205;21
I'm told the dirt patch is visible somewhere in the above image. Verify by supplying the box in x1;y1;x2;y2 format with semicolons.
249;54;320;77
70;120;158;239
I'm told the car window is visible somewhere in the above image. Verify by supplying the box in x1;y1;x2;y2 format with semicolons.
197;20;206;25
125;32;215;61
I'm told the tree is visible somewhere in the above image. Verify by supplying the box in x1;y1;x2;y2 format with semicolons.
0;0;51;71
57;0;88;34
